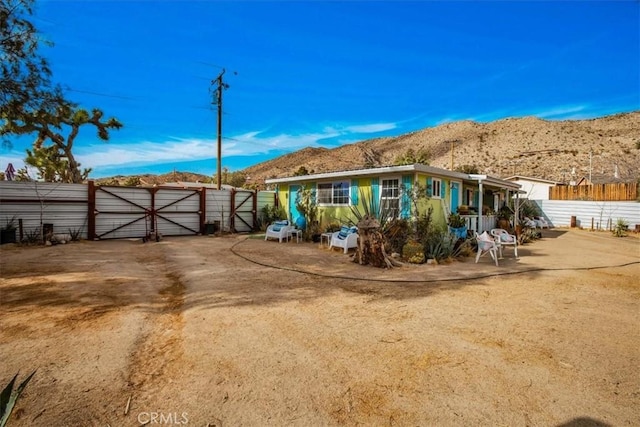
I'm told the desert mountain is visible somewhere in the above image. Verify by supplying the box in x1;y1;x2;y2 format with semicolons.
95;171;211;187
243;112;640;186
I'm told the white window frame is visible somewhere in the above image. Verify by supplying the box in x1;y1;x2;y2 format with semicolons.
493;194;501;213
466;189;475;207
432;178;442;199
380;177;401;219
317;181;350;206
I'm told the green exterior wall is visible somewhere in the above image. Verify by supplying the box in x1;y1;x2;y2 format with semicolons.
273;173;463;230
416;173;448;229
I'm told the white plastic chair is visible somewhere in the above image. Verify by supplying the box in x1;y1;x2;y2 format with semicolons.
534;216;550;229
265;220;293;243
475;231;499;266
329;226;359;254
490;228;518;258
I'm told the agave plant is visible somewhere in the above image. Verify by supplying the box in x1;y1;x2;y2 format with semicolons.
1;371;36;427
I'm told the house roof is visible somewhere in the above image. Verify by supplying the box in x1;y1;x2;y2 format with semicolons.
266;164;521;191
504;175;559;185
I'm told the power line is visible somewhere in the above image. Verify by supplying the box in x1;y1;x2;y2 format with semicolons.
196;61;226;69
63;86;137;101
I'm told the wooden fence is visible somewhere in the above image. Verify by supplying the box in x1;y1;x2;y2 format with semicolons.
549;182;638;201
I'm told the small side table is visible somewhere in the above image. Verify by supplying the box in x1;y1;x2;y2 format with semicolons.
321;232;333;247
290;229;303;243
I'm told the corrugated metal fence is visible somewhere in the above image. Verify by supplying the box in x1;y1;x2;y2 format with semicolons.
534;199;640;230
0;181;276;240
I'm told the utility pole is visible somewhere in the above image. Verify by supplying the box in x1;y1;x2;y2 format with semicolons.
448;139;460;170
450;140;454;170
211;69;228;190
589;151;593;185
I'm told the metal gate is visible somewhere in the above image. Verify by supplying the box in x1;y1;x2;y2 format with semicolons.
90;184;203;239
230;189;256;232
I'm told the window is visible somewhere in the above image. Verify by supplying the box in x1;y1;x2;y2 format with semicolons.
317;181;350;205
432;178;442;199
381;178;400;218
466;189;475;207
493;194;500;213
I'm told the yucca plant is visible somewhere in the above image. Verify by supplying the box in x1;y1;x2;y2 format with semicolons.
68;228;83;241
1;371;36;427
346;189;402;268
346;188;393;231
612;218;629;237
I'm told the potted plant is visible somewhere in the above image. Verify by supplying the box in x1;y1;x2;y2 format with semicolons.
457;205;470;215
448;213;467;239
1;216;18;245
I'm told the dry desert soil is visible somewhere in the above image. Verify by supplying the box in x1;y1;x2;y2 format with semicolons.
1;229;639;426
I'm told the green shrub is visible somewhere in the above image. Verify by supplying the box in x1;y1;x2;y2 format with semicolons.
324;222;341;233
259;204;287;231
402;239;425;264
384;218;411;254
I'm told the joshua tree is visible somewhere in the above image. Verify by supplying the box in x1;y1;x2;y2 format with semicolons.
5;106;122;183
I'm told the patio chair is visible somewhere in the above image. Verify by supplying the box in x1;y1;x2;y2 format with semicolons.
522;216;538;228
265;220;293;243
490;228;518;259
475;231;499;266
329;225;359;254
534;216;550;229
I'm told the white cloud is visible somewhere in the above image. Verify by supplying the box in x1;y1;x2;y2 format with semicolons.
534;105;589;119
1;120;399;174
73;120;398;170
1;154;25;170
433;117;458;126
343;122;397;133
77;138;215;168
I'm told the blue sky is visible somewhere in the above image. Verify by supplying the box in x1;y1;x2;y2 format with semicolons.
3;0;639;179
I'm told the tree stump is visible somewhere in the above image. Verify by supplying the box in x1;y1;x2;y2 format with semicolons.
353;215;401;269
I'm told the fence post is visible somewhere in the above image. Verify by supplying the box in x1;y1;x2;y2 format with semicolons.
252;190;258;232
200;187;206;234
230;188;236;232
88;181;96;240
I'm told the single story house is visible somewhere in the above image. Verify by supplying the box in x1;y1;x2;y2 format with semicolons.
265;164;521;234
504;175;558;200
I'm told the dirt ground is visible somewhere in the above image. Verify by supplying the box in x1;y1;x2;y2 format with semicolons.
1;229;638;426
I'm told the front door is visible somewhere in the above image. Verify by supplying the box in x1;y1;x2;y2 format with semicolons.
450;182;460;213
288;185;302;223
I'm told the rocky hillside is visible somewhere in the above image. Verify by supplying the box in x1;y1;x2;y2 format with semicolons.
95;171;210;186
243;111;640;185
